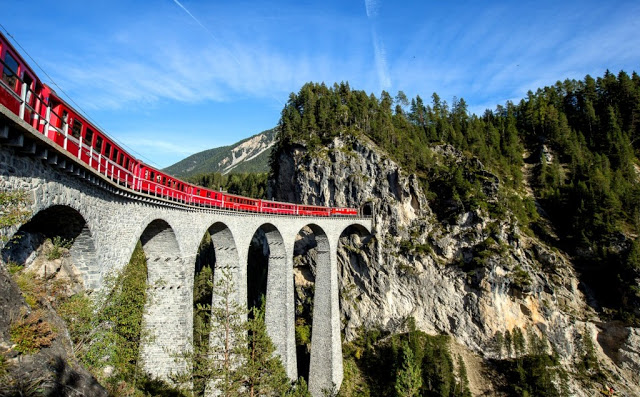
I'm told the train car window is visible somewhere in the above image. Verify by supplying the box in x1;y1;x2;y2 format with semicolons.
104;142;112;157
125;158;130;169
61;111;68;129
196;189;201;195
162;176;167;185
85;128;94;146
111;148;118;161
118;153;124;166
150;171;155;181
94;135;103;152
2;52;18;90
71;120;82;139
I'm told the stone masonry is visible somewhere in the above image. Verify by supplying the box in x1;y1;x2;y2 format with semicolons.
0;107;372;396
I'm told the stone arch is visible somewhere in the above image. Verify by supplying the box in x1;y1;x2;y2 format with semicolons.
248;223;294;377
138;218;190;381
140;219;181;259
189;221;239;396
1;204;98;289
294;224;340;395
193;221;239;318
248;223;286;310
336;224;374;342
207;222;238;271
204;221;241;307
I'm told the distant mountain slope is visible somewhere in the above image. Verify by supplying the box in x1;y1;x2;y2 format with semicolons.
163;128;275;178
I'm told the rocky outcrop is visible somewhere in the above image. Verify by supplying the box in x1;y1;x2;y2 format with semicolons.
0;239;107;396
270;135;640;396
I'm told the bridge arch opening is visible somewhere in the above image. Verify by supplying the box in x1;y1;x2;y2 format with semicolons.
1;204;97;290
247;223;285;313
293;224;330;383
337;224;374;341
192;221;239;396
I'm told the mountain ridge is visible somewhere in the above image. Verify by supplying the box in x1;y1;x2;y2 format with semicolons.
163;128;276;178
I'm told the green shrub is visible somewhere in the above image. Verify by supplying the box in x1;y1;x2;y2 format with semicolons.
296;318;311;346
511;265;532;290
46;236;72;260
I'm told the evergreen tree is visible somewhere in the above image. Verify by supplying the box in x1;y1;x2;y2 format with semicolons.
241;303;290;397
208;269;246;396
455;355;472;397
394;341;422;397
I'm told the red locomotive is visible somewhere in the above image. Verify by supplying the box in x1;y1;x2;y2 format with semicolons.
0;32;359;217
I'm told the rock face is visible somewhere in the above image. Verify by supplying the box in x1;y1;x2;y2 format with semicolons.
269;135;640;395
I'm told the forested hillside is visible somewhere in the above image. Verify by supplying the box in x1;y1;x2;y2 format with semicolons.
272;72;640;324
186;172;268;199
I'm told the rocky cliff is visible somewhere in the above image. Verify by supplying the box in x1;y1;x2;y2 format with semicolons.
270;134;640;396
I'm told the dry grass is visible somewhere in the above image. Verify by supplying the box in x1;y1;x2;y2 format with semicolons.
10;308;56;354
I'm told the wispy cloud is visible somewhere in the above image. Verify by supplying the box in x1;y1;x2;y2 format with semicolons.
123;137;205;156
46;37;361;111
27;1;640;123
386;2;640;115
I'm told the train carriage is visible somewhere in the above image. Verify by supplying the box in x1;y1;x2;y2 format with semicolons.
0;33;43;129
223;193;260;212
0;31;360;218
298;205;331;217
330;207;359;216
45;92;137;188
260;199;296;215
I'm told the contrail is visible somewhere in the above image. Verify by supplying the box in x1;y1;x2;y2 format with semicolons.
364;0;391;90
372;31;391;89
365;0;379;18
171;0;241;66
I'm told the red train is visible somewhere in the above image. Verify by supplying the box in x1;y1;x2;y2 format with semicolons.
0;32;359;217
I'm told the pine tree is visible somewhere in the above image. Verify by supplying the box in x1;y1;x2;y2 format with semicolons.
394;341;422;397
174;269;246;396
455;355;472;397
240;303;290;397
208;269;246;397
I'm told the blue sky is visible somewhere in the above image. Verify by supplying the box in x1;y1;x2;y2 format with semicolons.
2;0;639;168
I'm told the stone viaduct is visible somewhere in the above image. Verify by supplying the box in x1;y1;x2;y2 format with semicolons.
0;106;373;396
